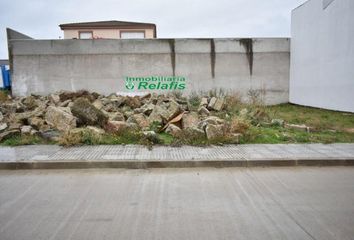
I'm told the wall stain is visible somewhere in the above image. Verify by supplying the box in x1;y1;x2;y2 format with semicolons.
239;38;254;75
210;39;216;78
168;39;176;76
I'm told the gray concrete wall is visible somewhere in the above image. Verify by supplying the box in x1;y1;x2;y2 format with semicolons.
290;0;354;112
9;36;290;105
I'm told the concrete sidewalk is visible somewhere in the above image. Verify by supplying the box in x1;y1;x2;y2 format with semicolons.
0;143;354;169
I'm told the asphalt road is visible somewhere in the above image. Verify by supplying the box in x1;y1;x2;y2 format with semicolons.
0;167;354;240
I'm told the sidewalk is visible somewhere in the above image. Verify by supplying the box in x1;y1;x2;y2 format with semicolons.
0;143;354;169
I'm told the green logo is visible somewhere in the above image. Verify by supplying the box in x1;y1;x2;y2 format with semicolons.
124;76;186;91
125;81;135;90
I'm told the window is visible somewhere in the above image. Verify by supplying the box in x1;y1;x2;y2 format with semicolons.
120;31;145;39
79;31;93;39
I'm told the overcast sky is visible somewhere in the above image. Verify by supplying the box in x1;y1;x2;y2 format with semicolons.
0;0;306;59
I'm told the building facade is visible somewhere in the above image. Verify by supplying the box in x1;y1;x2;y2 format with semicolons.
290;0;354;112
59;20;157;39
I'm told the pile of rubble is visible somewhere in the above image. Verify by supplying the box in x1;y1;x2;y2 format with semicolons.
0;91;241;143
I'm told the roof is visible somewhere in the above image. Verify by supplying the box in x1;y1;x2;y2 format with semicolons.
59;20;156;30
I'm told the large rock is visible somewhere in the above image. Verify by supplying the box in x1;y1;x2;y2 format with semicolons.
125;96;142;109
28;117;45;130
20;125;33;134
86;126;105;135
0;122;8;132
49;93;60;104
92;99;104;110
104;121;137;133
203;116;225;125
71;98;108;127
164;100;181;121
127;113;150;129
59;90;96;102
165;124;182;137
148;100;181;124
106;111;125;121
182;112;199;129
205;124;224;140
15;105;45;122
148;105;166;124
135;103;155;115
208;97;225;111
198;106;210;116
45;106;77;132
198;116;225;130
22;96;38;110
200;97;209;107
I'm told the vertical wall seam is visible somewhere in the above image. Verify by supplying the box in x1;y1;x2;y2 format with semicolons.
240;38;254;76
168;39;176;76
210;39;216;78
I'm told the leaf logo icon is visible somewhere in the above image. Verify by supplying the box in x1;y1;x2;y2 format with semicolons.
126;81;134;90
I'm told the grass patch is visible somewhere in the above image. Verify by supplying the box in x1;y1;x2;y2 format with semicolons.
242;126;354;144
265;103;354;131
0;135;52;146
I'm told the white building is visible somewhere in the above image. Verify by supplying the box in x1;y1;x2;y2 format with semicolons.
290;0;354;112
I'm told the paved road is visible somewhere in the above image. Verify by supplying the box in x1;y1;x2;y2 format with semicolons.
1;167;354;240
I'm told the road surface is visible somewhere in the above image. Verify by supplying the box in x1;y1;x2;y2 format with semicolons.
1;167;354;240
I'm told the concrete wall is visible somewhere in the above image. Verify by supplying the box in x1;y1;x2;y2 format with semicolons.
9;37;290;105
63;28;155;39
290;0;354;112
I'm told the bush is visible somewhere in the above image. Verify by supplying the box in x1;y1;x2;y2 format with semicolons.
58;131;83;146
230;117;250;134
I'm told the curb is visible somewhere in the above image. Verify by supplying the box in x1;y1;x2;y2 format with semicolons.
1;158;354;170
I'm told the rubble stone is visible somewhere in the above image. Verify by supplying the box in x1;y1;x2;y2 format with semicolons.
104;121;137;133
20;125;33;134
208;97;225;111
165;124;182;137
127;113;150;129
200;97;209;106
71;98;108;127
0;123;8;132
205;124;224;140
182;112;199;129
45;106;77;132
198;106;210;116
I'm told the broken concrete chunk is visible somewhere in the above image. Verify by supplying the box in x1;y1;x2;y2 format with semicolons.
208;97;225;111
104;120;137;133
0;122;8;132
165;124;182;137
182;112;199;129
198;106;210;116
205;124;224;140
49;94;60;104
71;98;108;127
20;125;32;134
285;123;313;133
45;106;77;132
127;113;150;129
200;97;209;107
